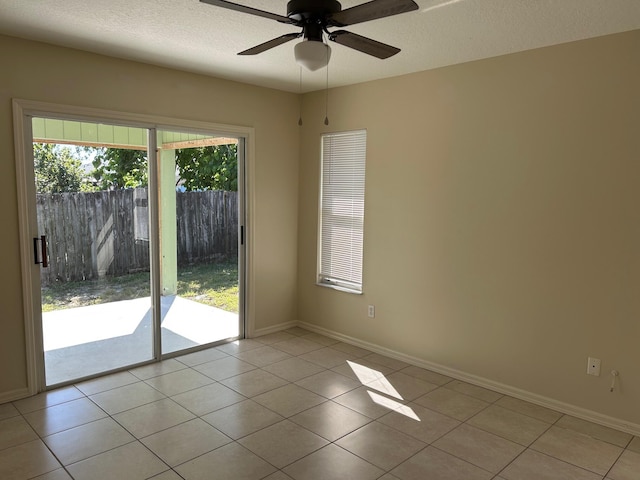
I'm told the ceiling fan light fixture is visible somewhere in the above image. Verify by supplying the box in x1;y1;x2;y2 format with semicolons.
294;40;331;71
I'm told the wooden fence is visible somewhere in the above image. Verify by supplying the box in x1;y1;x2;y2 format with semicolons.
36;188;238;285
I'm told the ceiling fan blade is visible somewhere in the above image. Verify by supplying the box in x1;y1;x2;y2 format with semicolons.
329;0;418;27
199;0;293;24
238;32;302;55
329;30;400;59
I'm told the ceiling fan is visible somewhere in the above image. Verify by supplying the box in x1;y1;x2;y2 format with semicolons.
200;0;420;71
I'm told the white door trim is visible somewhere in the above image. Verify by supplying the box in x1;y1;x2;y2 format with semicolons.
12;98;256;393
13;100;42;395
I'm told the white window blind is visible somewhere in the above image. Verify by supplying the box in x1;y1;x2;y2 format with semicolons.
318;130;366;293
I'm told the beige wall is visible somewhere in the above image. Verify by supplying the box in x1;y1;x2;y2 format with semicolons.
2;28;638;429
297;30;640;427
0;35;300;397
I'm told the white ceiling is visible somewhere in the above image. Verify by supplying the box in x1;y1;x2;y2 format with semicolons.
1;0;638;92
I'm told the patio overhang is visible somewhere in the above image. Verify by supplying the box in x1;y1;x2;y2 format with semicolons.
32;117;238;149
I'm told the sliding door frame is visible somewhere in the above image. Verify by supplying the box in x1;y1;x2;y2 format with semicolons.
13;98;255;394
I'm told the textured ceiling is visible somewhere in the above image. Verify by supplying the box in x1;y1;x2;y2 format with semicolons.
1;0;638;92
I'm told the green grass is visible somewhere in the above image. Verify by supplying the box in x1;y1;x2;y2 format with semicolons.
41;261;239;313
177;262;239;312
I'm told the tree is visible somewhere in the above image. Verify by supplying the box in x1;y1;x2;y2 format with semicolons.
76;144;236;192
33;143;88;193
175;144;237;191
91;148;148;190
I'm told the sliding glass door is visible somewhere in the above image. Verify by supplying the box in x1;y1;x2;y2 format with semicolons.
19;109;245;388
31;118;156;386
156;129;243;355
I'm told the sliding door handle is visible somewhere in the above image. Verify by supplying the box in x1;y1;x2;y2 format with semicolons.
41;235;48;268
33;235;48;268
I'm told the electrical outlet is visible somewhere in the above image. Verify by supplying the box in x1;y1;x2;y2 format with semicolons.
367;305;375;318
587;357;601;376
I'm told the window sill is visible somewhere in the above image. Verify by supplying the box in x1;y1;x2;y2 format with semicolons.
316;282;362;295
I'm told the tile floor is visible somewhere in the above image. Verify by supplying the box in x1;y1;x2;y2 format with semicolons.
1;327;639;480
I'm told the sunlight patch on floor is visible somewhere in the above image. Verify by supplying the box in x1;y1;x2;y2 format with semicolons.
367;390;421;421
347;360;387;384
348;360;421;421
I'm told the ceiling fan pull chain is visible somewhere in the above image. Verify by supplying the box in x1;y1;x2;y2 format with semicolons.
324;45;330;126
298;66;304;126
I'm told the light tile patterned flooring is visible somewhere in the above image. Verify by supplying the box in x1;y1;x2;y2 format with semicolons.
1;327;639;480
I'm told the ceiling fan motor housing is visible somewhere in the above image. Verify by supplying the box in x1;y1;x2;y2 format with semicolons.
287;0;341;22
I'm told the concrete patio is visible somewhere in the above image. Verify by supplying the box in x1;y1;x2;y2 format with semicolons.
43;295;239;386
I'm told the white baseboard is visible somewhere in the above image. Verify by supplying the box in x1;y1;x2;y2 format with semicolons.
298;321;640;437
0;387;31;405
250;320;298;338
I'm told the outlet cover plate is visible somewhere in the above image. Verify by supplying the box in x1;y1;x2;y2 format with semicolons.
587;357;601;376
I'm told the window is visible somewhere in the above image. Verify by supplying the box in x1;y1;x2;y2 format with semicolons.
317;130;366;293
